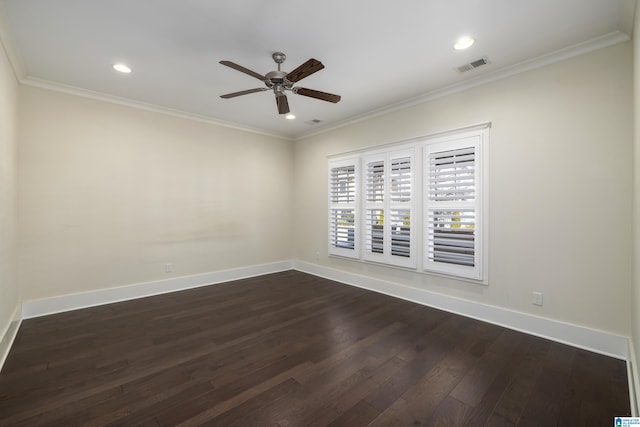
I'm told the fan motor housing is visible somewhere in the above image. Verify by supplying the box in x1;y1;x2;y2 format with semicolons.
265;70;288;84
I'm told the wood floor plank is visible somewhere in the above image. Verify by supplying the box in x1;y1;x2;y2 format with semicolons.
326;400;380;427
449;329;525;408
426;396;475;427
304;356;408;427
262;353;397;427
175;362;314;426
367;348;474;426
457;334;533;426
0;270;631;426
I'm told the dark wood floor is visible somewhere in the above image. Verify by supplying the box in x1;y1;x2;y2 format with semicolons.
0;271;631;426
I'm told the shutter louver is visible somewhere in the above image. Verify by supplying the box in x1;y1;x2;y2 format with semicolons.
364;158;385;258
365;209;384;254
390;209;410;257
428;209;475;266
429;147;475;202
390;156;411;259
329;209;355;249
328;162;358;257
366;161;384;202
425;134;483;280
363;152;415;268
391;157;411;202
330;166;356;203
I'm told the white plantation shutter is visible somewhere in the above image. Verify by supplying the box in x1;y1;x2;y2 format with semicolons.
424;130;485;280
366;160;385;203
363;149;415;268
365;209;384;254
328;158;359;258
390;209;411;257
389;156;412;262
390;157;411;202
327;123;488;281
364;156;385;259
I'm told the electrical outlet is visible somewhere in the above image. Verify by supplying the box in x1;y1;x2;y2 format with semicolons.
165;263;172;273
532;291;543;306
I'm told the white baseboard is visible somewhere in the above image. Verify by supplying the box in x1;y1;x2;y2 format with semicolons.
21;259;629;360
0;304;22;372
22;260;293;319
628;340;640;416
8;259;637;411
293;260;630;361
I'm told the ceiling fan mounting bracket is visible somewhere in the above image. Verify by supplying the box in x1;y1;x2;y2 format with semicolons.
272;52;286;65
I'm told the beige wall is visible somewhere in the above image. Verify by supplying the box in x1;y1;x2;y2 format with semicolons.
294;42;633;337
0;36;18;335
17;86;294;300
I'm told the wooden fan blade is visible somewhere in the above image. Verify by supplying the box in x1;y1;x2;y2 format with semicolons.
294;87;341;103
219;60;266;81
286;58;324;83
276;95;290;114
220;88;268;99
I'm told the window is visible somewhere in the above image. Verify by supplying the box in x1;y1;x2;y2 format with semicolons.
328;123;488;282
328;157;359;258
362;149;416;268
423;127;487;280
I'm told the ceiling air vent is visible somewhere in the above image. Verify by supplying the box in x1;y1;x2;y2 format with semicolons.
457;57;489;73
305;119;323;125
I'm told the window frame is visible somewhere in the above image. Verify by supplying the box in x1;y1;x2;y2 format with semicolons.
327;123;489;284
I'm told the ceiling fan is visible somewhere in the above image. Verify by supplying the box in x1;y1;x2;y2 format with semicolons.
219;52;341;115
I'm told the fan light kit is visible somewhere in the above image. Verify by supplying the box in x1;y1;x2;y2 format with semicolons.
219;52;341;115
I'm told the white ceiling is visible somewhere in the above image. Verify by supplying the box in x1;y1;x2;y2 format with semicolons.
0;0;635;139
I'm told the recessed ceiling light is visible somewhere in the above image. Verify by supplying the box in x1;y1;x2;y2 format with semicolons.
113;63;132;73
285;114;296;120
454;36;475;50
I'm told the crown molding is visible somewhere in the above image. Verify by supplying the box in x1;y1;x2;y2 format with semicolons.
0;2;24;81
0;4;288;139
2;19;630;143
297;31;631;141
19;77;293;141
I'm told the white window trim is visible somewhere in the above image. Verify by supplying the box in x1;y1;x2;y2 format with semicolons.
327;123;489;284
